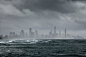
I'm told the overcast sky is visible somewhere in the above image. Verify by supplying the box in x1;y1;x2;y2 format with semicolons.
0;0;86;38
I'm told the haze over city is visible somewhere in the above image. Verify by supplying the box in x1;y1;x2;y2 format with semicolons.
0;0;86;39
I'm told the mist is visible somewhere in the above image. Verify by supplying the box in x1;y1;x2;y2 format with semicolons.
0;0;86;39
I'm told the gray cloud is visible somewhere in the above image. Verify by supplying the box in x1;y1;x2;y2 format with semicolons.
0;0;86;38
1;0;86;13
12;0;76;13
68;0;86;1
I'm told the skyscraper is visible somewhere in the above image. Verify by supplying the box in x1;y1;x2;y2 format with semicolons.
54;26;56;37
26;33;28;37
34;30;38;38
65;28;66;38
29;28;32;38
10;32;15;37
10;32;13;36
49;29;52;38
13;32;15;36
29;28;34;38
29;28;32;34
20;30;25;37
59;30;61;37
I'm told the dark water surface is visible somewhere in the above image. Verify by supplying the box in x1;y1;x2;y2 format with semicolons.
0;39;86;57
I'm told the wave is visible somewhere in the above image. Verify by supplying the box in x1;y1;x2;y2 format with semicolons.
0;39;52;44
0;39;86;45
48;53;86;57
0;39;86;57
0;53;86;57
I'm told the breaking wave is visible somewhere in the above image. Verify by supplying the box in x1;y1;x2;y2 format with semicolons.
0;39;86;57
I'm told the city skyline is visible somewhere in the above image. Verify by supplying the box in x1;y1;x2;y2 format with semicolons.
0;0;86;38
0;25;85;38
0;26;84;39
0;1;86;57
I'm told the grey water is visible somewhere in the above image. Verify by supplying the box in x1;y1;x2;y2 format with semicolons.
0;39;86;57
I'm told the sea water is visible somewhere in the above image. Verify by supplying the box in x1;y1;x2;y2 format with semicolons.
0;39;86;57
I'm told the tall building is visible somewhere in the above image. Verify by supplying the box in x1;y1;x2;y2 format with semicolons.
26;33;28;37
10;32;13;36
29;28;32;34
29;28;34;38
54;26;56;37
13;32;15;36
20;30;25;37
65;28;66;38
41;34;45;38
59;30;61;37
49;29;52;37
10;32;15;37
34;30;38;38
29;28;32;38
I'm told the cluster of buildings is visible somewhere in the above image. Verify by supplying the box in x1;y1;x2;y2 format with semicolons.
0;27;84;39
19;27;66;38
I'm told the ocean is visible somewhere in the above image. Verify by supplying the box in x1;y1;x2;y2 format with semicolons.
0;39;86;57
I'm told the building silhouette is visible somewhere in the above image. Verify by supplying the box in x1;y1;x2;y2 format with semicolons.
65;28;66;38
10;32;15;37
59;30;61;37
49;29;53;38
54;26;56;37
26;33;28;37
29;28;34;38
34;30;38;38
20;30;25;37
29;28;32;38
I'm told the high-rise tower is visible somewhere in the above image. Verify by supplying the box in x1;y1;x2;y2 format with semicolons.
49;29;52;35
34;30;38;38
65;28;66;38
29;28;32;38
10;32;15;37
59;30;61;37
54;26;56;37
29;28;34;38
49;29;53;38
20;30;24;37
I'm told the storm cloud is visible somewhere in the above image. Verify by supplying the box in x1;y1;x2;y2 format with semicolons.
13;0;76;13
0;0;86;38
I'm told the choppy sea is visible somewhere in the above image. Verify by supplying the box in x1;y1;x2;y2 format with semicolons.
0;39;86;57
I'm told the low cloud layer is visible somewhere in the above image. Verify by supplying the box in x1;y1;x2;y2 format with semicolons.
0;0;86;38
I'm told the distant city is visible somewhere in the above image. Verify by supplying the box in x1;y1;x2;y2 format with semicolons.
0;27;84;39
